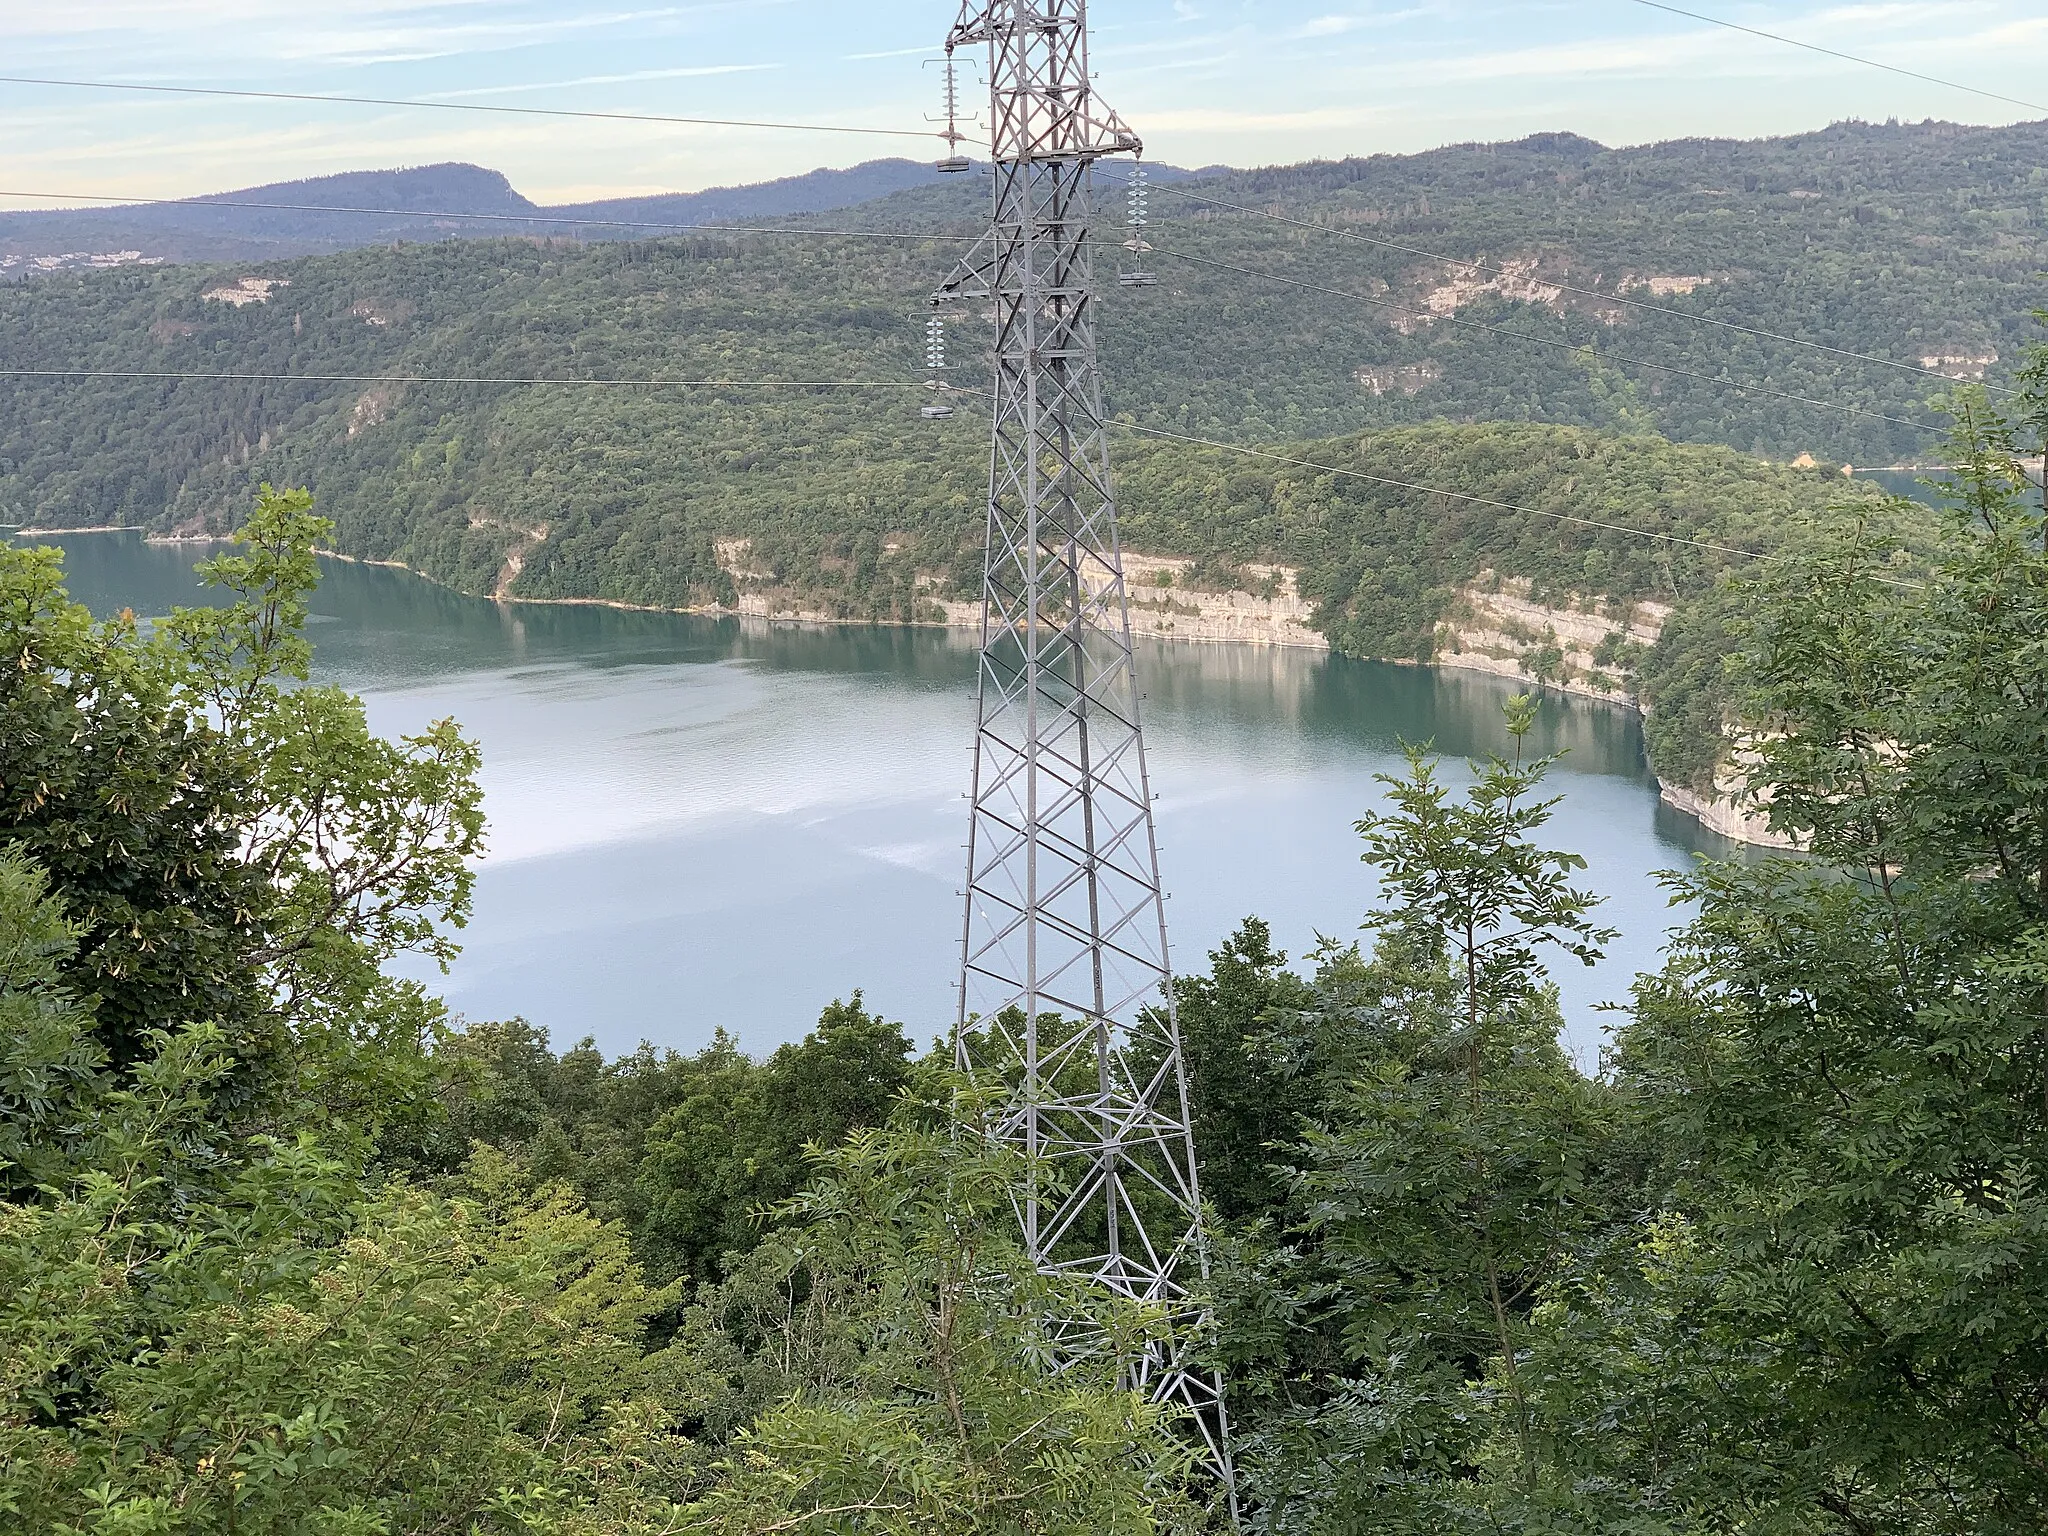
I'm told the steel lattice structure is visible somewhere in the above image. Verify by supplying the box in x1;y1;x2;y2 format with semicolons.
934;0;1235;1499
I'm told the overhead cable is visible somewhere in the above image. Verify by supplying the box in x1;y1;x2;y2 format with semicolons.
1626;1;2048;116
935;384;1915;579
1096;167;2005;395
0;73;947;142
0;367;928;389
0;188;1952;432
1148;243;1939;434
1114;419;1788;561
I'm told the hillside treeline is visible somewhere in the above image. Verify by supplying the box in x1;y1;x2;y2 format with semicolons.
4;118;2045;564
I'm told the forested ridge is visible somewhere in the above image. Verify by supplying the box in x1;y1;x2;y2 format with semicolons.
14;116;2044;791
4;383;2048;1531
4;114;2044;569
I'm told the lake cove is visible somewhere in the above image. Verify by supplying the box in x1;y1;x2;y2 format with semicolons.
34;530;1734;1066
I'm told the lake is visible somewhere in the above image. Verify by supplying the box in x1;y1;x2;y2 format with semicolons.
28;531;1735;1067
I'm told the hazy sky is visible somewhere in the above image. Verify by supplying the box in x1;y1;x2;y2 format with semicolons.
2;2;2041;207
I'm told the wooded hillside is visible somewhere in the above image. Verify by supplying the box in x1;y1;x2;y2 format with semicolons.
2;116;2034;790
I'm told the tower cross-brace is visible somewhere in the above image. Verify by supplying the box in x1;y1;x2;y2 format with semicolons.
936;0;1235;1496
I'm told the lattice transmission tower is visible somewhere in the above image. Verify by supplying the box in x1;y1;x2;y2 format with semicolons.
932;0;1236;1499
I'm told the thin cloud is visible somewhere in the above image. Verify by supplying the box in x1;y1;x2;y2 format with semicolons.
0;0;498;39
1418;11;2048;88
1422;31;1743;85
282;8;749;62
1808;1;1996;25
429;63;782;100
1140;103;1393;133
1899;13;2048;53
1288;6;1433;40
1121;53;1241;79
844;45;937;61
1098;29;1247;61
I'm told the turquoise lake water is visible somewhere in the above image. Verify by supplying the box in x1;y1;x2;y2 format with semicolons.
31;531;1736;1067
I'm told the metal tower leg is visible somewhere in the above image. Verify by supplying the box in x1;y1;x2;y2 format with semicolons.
936;0;1236;1504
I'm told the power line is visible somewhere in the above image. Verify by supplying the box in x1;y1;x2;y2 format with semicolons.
0;187;986;246
0;367;927;389
1111;417;1789;562
0;207;1935;437
5;367;1927;582
933;383;1907;576
1098;167;2003;396
0;206;1935;436
1148;243;1939;434
1626;1;2048;117
0;73;947;142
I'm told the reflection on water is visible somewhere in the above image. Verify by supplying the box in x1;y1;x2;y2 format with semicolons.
1853;468;1961;508
22;531;1731;1067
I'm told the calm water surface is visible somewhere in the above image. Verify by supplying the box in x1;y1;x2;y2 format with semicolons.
34;532;1734;1066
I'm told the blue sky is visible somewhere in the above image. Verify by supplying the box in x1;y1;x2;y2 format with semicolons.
3;2;2042;207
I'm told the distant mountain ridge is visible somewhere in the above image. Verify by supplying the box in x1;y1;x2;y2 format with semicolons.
0;157;1232;271
0;159;956;269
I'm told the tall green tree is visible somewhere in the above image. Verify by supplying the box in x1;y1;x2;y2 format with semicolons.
0;485;484;1143
0;537;268;1080
162;485;486;1138
1219;702;1617;1534
1529;382;2048;1535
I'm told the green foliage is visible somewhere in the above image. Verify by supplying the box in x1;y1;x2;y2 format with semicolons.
0;849;692;1534
1495;377;2048;1536
1698;392;2043;1520
1633;584;1742;795
0;850;106;1193
1201;705;1618;1533
679;1114;1203;1536
0;503;698;1532
444;996;914;1287
0;537;269;1077
1118;423;1877;660
639;995;913;1286
1353;698;1616;1021
2;486;486;1152
1195;385;2048;1531
1174;919;1319;1224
